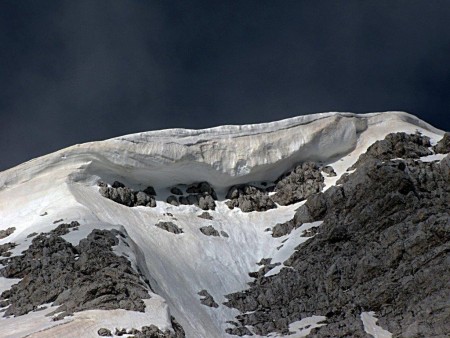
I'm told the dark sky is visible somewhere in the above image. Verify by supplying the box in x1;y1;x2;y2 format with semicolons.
1;1;450;171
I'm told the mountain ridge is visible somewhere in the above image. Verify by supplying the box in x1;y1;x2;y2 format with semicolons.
0;111;448;338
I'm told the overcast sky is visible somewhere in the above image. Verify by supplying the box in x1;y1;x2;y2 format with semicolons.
1;1;450;171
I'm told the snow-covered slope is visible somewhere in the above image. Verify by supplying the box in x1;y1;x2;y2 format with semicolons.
0;111;445;338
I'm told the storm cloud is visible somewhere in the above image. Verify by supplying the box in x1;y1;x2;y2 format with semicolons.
1;0;450;171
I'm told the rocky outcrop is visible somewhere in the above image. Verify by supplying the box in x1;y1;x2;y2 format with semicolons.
322;166;337;177
198;290;218;308
0;227;151;318
167;182;217;210
99;181;156;208
155;222;183;234
0;227;15;240
272;162;325;206
0;242;16;257
186;182;217;200
125;316;185;337
433;132;450;154
350;132;432;170
170;187;183;195
226;185;276;212
197;212;213;220
167;195;179;206
199;226;220;237
97;328;113;336
224;143;450;336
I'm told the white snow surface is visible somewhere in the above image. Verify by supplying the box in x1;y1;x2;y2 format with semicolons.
0;111;445;337
360;312;393;338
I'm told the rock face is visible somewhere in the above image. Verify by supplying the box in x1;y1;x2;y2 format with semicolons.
198;290;219;308
155;222;183;234
126;316;185;338
199;225;220;237
226;185;276;212
100;181;156;208
0;227;151;318
350;132;432;170
272;162;325;206
0;227;15;240
224;134;450;337
434;132;450;154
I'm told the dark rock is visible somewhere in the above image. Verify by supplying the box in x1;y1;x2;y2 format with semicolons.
198;290;219;308
97;328;113;336
272;162;325;206
220;231;229;238
100;182;156;208
0;227;15;240
187;194;199;206
112;181;126;188
179;196;189;205
226;185;276;212
224;155;450;336
186;182;217;200
322;165;337;177
170;187;183;195
198;195;216;210
130;319;185;338
97;180;107;188
0;242;16;257
51;221;81;236
197;212;213;220
0;228;151;318
350;132;432;170
135;191;151;206
26;232;38;238
433;132;450;154
166;195;179;206
52;219;63;224
115;328;127;336
225;326;253;336
199;226;220;237
143;186;157;196
155;222;183;234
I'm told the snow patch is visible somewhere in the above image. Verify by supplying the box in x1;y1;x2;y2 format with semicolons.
360;311;393;338
265;221;323;277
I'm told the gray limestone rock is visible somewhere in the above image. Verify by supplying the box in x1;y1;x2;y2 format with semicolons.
155;222;183;234
100;182;156;208
143;186;156;196
226;185;276;212
0;242;16;257
0;228;151;318
187;194;199;206
97;328;113;336
224;135;450;337
112;181;125;188
198;194;216;210
166;195;179;206
350;132;432;170
272;162;325;206
198;290;219;308
197;212;213;220
170;187;183;195
199;226;220;237
322;165;337;177
179;196;189;205
0;227;15;240
433;132;450;154
135;191;151;206
186;182;217;200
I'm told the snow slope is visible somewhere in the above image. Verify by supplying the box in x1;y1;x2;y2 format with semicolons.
0;111;444;337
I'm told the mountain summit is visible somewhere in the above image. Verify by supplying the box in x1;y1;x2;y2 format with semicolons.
0;111;449;337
